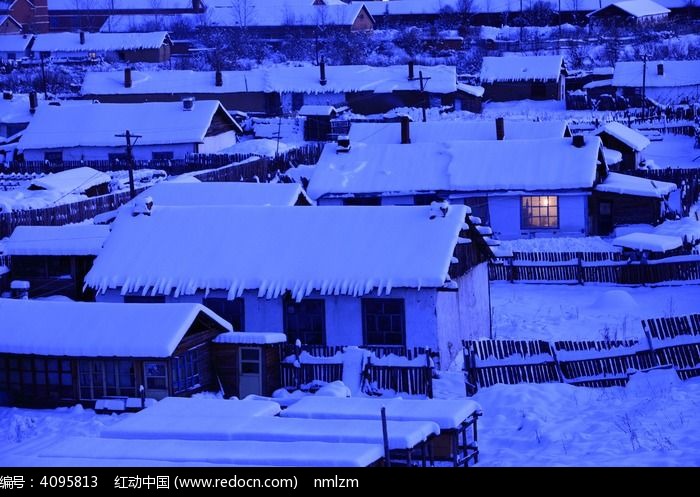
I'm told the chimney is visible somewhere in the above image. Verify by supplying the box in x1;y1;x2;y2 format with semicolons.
182;96;194;111
79;31;85;45
29;91;38;114
657;63;664;76
573;134;585;148
400;115;411;144
215;69;223;87
408;60;415;80
2;90;12;100
336;135;351;153
124;67;132;88
319;58;327;86
496;117;505;140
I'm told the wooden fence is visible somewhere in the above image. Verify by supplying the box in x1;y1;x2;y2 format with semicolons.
464;313;700;394
489;257;700;285
278;345;435;397
629;168;700;216
0;187;147;239
0;144;325;175
508;251;625;263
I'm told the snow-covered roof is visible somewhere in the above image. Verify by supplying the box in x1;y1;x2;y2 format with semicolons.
348;120;569;144
280;397;482;430
298;105;337;116
613;60;700;88
136;396;281;418
0;300;232;357
0;34;32;53
19;101;235;150
0;93;32;124
480;55;564;83
596;121;650;151
601;146;623;165
308;138;602;198
81;64;457;96
205;0;368;28
5;225;110;256
457;83;485;97
32;32;170;53
595;172;677;198
99;13;203;33
133;182;306;207
48;0;194;9
587;0;670;17
213;332;288;344
612;233;683;252
29;167;111;194
85;205;467;300
583;79;613;89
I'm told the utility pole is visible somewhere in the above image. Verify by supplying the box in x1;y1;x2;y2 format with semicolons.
641;55;647;121
115;129;142;199
419;70;431;123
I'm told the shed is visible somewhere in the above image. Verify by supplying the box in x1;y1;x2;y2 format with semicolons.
0;299;231;407
212;332;287;399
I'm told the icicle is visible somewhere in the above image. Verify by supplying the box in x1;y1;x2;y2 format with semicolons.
304;280;314;298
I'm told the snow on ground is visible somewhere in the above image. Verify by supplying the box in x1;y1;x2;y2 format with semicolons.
644;134;700;170
499;236;617;253
490;281;700;341
219;138;294;157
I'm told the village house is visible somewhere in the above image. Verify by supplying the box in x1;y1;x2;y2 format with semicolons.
2;224;109;301
31;31;172;63
594;121;651;171
587;0;670;26
0;91;33;138
17;99;242;162
612;60;700;107
0;0;48;33
84;204;494;368
0;299;231;406
0;33;31;62
480;55;566;102
80;63;458;116
306;134;677;239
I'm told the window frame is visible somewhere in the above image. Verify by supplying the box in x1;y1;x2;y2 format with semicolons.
362;298;406;346
283;296;326;345
520;195;559;230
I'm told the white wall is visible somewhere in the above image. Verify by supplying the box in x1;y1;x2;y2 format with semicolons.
488;193;588;239
435;262;491;368
199;130;238;154
24;143;196;161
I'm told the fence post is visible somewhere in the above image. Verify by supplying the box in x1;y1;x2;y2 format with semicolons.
577;256;584;285
507;258;514;283
464;345;478;397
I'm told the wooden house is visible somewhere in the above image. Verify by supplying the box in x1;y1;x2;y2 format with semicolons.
85;204;494;368
592;172;677;235
299;105;337;141
612;60;700;107
31;31;172;63
587;0;670;27
0;299;231;407
0;33;32;62
17;99;242;161
480;55;566;102
0;0;47;33
3;224;109;301
594;121;650;171
212;332;286;398
80;63;458;116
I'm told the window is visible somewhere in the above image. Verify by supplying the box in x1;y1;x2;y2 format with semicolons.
172;346;202;393
124;295;166;303
11;256;72;279
144;362;167;390
44;151;63;163
362;299;406;346
284;297;325;345
78;360;136;400
203;297;245;331
521;196;558;229
0;356;73;400
240;348;261;374
152;151;174;161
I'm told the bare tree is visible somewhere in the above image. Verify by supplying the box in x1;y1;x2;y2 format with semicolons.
231;0;256;29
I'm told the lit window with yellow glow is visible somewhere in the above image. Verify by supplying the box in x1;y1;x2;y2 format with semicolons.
521;196;559;229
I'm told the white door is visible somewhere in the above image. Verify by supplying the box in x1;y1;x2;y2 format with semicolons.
144;361;169;400
239;347;262;398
